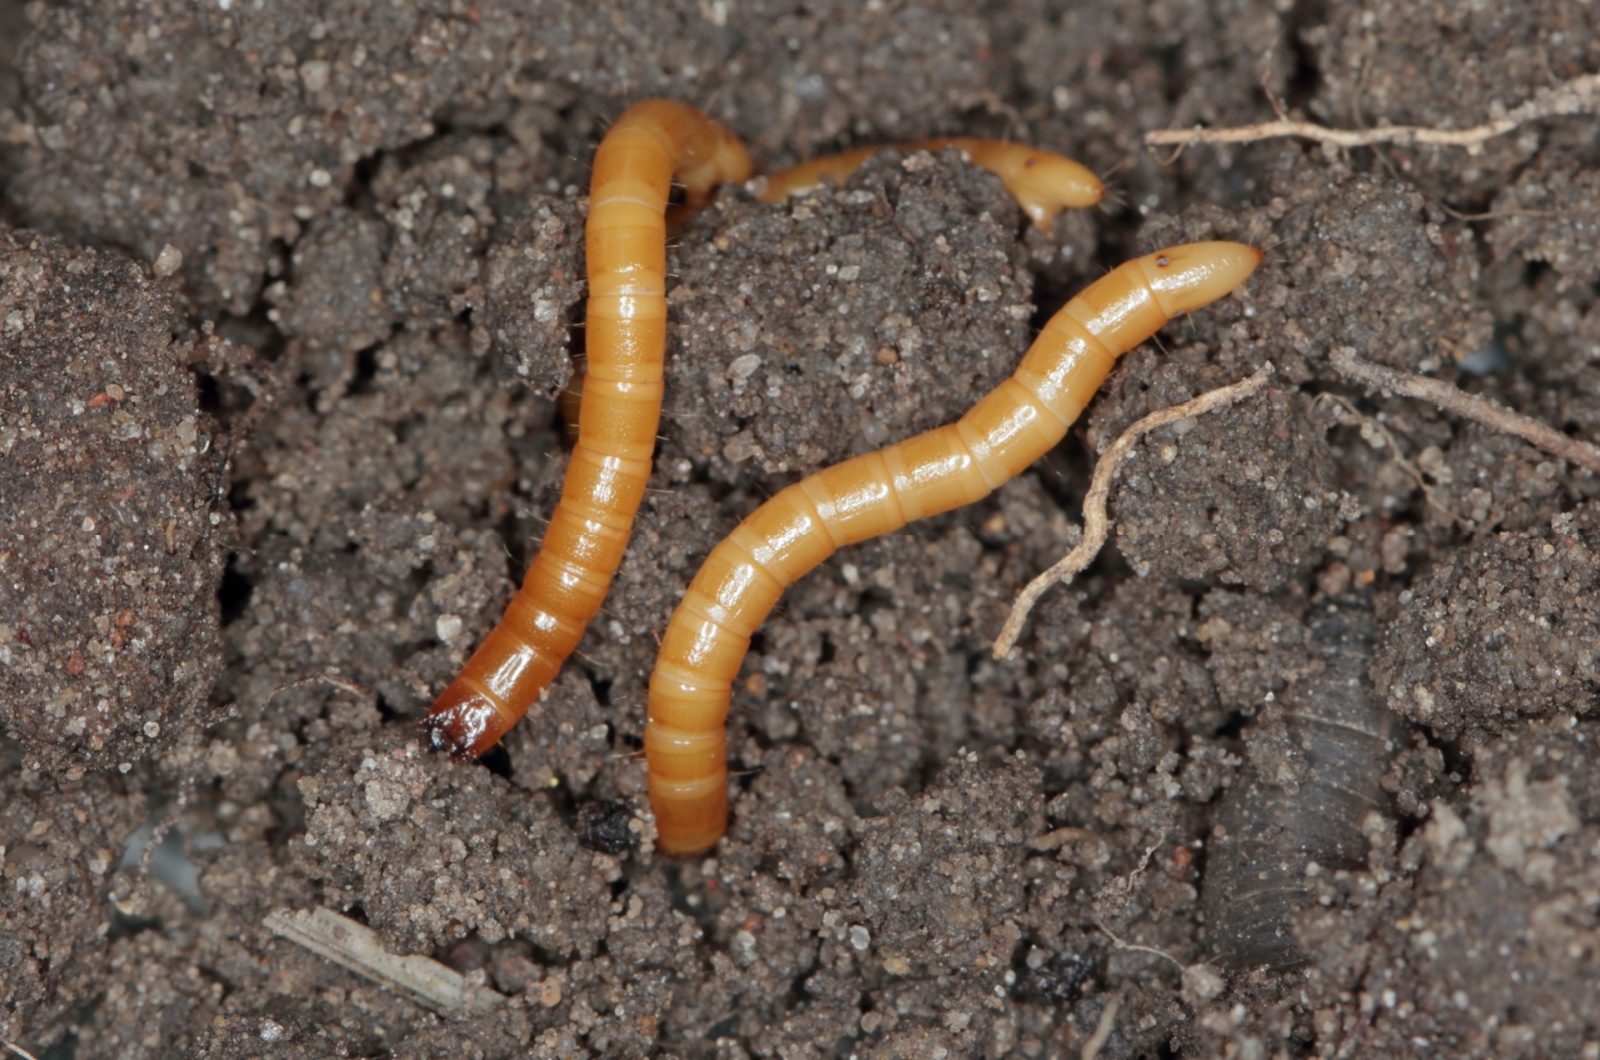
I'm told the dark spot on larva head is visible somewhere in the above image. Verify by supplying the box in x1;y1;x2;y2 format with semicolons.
1156;255;1171;267
1023;156;1037;167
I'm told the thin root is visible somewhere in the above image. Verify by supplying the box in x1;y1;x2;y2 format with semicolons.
1312;391;1458;522
265;670;377;705
1080;987;1128;1060
1145;71;1600;153
1095;918;1186;973
138;774;195;879
1328;347;1600;476
993;364;1275;657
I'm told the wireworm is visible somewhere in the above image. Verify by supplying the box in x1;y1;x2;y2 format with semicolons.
423;100;752;758
755;138;1103;227
1201;603;1401;970
645;241;1264;855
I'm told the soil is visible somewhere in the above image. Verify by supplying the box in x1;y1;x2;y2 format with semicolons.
1;1;1598;1057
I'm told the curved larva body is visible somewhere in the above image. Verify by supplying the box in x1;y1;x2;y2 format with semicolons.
646;241;1263;855
756;138;1104;227
424;100;752;758
1201;605;1401;971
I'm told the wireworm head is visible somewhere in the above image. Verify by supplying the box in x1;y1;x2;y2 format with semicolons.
1136;241;1262;318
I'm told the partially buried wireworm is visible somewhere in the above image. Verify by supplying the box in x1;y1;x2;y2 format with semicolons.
1201;602;1402;971
645;240;1264;855
756;138;1103;227
423;100;753;758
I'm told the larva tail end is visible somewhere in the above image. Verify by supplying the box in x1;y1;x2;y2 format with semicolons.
654;827;723;858
648;771;728;857
421;684;513;760
1138;241;1262;317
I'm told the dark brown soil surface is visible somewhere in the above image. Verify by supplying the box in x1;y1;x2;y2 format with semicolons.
2;2;1598;1057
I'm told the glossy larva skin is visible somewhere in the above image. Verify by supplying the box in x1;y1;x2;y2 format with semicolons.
646;241;1263;856
424;101;753;758
757;138;1103;227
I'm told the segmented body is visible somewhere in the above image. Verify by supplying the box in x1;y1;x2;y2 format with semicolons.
645;241;1264;855
424;100;752;758
1201;604;1401;970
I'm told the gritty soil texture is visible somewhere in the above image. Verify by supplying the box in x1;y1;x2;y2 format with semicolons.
1;1;1598;1057
0;227;230;777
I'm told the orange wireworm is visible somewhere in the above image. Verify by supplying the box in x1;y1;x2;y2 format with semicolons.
756;138;1103;227
424;100;752;758
645;241;1263;855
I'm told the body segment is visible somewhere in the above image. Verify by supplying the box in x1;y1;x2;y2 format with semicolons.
646;241;1263;855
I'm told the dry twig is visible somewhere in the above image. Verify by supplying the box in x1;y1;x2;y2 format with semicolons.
265;907;508;1014
1145;71;1600;154
993;364;1275;657
1329;347;1600;476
